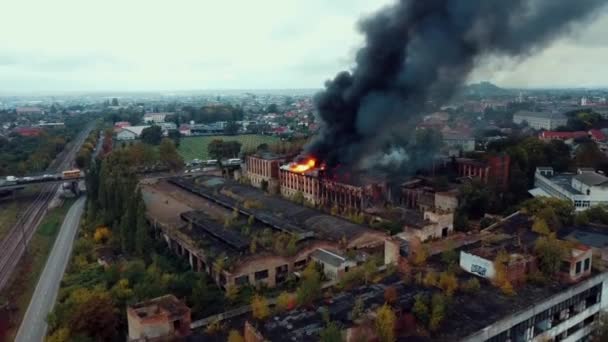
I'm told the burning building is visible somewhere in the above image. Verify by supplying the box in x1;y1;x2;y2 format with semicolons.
277;157;390;212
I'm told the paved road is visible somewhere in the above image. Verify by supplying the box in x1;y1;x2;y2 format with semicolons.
15;197;86;342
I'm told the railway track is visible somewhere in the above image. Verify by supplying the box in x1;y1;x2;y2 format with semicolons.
0;125;93;291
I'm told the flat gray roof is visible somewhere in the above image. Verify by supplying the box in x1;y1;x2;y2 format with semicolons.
311;248;346;267
574;172;608;187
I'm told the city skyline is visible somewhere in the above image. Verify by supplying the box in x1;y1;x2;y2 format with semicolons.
1;0;608;93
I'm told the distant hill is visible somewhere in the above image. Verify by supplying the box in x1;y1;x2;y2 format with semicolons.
463;82;513;97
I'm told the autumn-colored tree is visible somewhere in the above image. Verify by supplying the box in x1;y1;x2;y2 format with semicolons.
535;236;567;277
351;296;364;321
320;321;343;342
363;258;378;284
251;294;270;321
159;138;184;171
384;286;398;305
276;291;294;312
412;294;429;325
375;304;396;342
225;284;239;303
532;217;551;235
93;226;111;244
68;289;119;341
410;237;429;266
461;278;481;294
47;328;71;342
429;294;446;331
227;329;245;342
438;272;458;296
493;249;514;295
297;262;321;306
423;271;438;288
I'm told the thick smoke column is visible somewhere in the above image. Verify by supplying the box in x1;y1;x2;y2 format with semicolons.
306;0;607;170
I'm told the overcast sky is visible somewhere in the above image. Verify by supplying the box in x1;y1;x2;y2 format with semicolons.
1;0;608;93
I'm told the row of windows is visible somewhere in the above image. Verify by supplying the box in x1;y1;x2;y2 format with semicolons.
485;284;602;342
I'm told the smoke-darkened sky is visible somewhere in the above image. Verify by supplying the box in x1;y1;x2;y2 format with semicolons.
1;0;608;93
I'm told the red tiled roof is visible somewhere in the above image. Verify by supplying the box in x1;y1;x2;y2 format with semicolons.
589;129;606;142
13;127;43;137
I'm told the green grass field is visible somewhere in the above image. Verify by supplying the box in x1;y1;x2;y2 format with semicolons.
178;135;281;161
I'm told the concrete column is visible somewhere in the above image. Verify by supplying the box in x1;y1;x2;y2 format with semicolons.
268;267;277;288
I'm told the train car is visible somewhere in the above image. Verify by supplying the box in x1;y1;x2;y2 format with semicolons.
62;169;82;180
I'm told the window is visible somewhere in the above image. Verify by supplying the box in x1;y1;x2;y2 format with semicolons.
235;275;249;285
255;269;269;280
575;261;582;274
584;258;590;271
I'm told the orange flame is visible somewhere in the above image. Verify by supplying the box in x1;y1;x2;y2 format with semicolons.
290;158;317;173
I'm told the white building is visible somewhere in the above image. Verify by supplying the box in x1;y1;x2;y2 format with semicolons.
310;248;356;281
513;111;568;130
462;272;608;342
143;112;169;124
115;125;151;141
530;167;608;211
443;132;475;154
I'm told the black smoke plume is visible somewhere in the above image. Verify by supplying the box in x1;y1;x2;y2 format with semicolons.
306;0;607;172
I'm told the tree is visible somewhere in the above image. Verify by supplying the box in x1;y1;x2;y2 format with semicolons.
532;217;551;235
225;284;239;303
159;138;184;171
429;294;447;332
93;226;111;244
134;194;151;256
575;211;590;226
224;121;241;135
438;272;458;296
111;98;119;106
412;294;429;325
320;321;343;342
461;278;481;294
68;289;119;341
351;296;364;321
423;271;438;288
575;141;608;170
140;126;163;145
208;139;225;160
227;330;245;342
276;291;294;312
47;328;71;342
383;286;398;305
363;258;377;285
251;294;270;321
267;103;279;113
493;249;514;295
168;129;181;147
375;304;396;342
535;236;567;277
257;143;269;151
297;262;321;306
520;197;574;229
